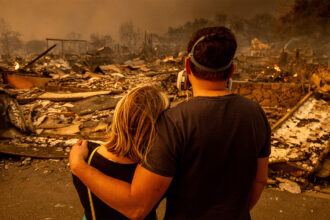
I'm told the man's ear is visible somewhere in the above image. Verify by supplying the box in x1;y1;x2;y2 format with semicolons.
227;63;235;79
185;58;191;75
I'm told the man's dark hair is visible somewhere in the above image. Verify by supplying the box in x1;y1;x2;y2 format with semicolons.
187;26;237;80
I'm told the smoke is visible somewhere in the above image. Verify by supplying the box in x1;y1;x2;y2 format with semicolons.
0;0;278;41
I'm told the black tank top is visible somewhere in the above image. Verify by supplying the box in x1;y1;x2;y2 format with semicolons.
72;142;157;220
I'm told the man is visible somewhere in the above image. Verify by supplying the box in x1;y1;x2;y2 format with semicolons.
70;26;271;220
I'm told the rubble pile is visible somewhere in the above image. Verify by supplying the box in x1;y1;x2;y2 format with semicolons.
268;96;330;193
0;41;329;193
0;54;186;158
310;65;330;100
235;38;330;96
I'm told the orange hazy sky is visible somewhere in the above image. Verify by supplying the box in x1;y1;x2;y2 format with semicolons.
0;0;282;41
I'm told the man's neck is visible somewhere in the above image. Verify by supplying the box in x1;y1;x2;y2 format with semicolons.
190;75;231;97
193;88;231;97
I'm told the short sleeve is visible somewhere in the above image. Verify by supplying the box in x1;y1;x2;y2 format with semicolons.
257;106;271;158
142;113;181;177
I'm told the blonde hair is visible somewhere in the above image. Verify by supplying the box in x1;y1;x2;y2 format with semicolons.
105;86;168;164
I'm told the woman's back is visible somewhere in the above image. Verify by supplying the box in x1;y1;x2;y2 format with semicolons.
72;86;168;219
72;142;157;220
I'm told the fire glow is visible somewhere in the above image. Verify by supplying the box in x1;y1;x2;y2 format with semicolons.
274;65;281;72
14;62;20;70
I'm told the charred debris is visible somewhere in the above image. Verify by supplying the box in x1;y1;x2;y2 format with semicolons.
0;34;329;194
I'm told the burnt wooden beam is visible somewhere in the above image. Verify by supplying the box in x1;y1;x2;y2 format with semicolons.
271;92;313;131
24;44;57;69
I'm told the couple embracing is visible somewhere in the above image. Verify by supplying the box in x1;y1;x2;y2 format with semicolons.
70;26;270;220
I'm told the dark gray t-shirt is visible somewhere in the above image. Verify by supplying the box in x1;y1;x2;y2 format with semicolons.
143;94;271;220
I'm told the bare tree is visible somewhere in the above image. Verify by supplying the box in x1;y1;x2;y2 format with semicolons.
90;33;113;49
119;21;141;51
0;18;22;56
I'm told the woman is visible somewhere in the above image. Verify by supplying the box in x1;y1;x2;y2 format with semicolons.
72;86;168;220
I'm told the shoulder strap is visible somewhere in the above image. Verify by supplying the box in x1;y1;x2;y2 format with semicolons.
87;146;100;220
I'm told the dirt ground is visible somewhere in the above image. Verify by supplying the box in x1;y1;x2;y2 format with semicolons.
1;156;330;220
0;156;82;220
